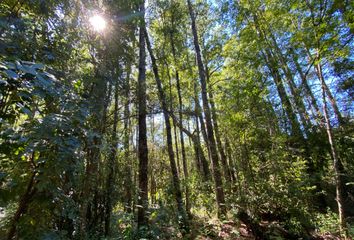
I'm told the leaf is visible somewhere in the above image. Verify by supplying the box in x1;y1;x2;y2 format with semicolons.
17;64;37;75
21;106;32;116
5;70;19;79
36;74;51;88
32;63;45;70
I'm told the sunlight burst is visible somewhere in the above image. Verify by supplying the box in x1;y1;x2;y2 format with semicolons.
89;15;107;32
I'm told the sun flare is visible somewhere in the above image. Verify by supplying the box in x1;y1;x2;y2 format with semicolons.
89;15;107;32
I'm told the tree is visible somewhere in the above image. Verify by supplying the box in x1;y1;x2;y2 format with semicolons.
144;23;189;233
136;0;149;229
187;0;226;217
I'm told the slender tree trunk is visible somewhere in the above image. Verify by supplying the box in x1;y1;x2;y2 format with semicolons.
290;48;321;118
265;30;310;133
206;68;232;183
225;138;238;185
187;0;226;217
170;111;210;181
144;26;189;232
171;42;191;215
7;163;36;240
262;50;302;137
193;116;203;173
79;72;107;238
104;80;119;236
184;52;210;179
318;61;347;237
192;73;209;152
124;66;132;213
315;63;344;126
194;77;211;178
137;2;149;228
166;61;182;174
304;46;344;126
168;29;191;213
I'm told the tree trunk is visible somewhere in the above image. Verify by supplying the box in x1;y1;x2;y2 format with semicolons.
169;32;191;214
265;29;310;134
187;0;226;217
124;65;132;213
104;80;119;236
171;112;210;181
304;46;344;126
194;77;211;179
206;67;232;184
290;48;321;119
79;72;108;238
7;167;36;240
137;1;149;228
315;63;344;126
262;50;302;137
176;75;191;215
166;60;182;174
144;25;189;232
318;61;347;236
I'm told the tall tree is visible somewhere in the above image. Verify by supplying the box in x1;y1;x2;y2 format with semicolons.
143;24;189;233
187;0;226;217
136;0;149;229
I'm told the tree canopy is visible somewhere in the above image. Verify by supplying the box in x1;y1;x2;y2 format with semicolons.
0;0;353;239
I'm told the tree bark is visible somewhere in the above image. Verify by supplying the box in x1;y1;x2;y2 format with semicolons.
137;1;149;228
187;0;226;217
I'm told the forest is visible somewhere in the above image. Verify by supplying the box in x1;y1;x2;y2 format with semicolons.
0;0;353;239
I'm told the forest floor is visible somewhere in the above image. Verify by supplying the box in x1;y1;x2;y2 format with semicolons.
186;217;348;240
190;218;253;239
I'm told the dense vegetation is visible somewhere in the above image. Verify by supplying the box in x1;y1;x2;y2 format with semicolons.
0;0;353;239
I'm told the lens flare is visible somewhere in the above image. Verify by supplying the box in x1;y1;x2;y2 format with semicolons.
89;15;106;32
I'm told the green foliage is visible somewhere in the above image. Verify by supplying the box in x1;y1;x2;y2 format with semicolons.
0;57;88;237
0;0;353;239
314;210;340;235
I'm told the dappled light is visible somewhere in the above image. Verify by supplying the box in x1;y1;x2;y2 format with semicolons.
0;0;353;239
